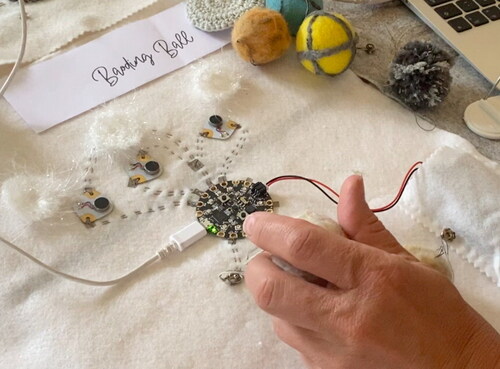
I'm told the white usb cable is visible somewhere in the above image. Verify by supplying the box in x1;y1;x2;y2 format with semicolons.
0;0;27;96
0;221;207;287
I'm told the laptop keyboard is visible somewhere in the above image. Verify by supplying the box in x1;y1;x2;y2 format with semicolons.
425;0;500;32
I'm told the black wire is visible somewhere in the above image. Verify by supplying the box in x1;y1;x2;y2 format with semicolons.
266;175;339;205
267;167;420;212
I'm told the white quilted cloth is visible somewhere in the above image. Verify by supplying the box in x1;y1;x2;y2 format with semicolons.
0;3;498;368
0;0;167;64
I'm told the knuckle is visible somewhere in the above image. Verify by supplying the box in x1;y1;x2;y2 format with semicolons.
347;318;373;342
339;306;374;345
336;242;365;282
244;256;260;278
371;259;408;287
255;277;280;311
317;294;340;331
286;223;318;264
272;320;305;352
272;320;287;341
251;219;266;245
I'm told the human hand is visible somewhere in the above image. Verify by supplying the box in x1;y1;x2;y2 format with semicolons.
244;175;500;369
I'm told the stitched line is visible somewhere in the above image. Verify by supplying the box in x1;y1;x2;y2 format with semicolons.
96;191;185;226
231;245;243;271
78;127;254;280
83;152;97;187
153;130;207;178
219;129;249;176
195;136;206;159
162;131;188;162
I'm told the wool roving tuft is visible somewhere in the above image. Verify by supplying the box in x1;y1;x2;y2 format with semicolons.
232;8;291;65
191;58;244;105
1;174;70;222
405;246;453;280
87;107;143;154
296;11;357;77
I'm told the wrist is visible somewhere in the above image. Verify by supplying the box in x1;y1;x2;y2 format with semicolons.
448;310;500;369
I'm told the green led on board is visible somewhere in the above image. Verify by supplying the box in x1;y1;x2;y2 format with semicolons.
207;225;218;234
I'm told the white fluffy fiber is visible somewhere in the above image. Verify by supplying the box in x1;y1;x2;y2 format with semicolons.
404;245;453;280
191;58;244;106
299;210;345;235
88;107;143;153
0;174;71;222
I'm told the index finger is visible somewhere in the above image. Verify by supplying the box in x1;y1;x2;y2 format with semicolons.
243;212;382;289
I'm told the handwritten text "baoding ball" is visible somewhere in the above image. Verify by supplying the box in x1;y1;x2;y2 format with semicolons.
91;31;194;87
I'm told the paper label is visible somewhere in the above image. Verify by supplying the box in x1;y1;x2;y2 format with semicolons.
3;2;231;132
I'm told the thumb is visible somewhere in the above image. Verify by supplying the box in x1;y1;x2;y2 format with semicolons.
338;175;409;256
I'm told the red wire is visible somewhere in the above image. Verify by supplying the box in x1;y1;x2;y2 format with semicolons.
267;161;422;213
309;179;340;198
370;161;422;212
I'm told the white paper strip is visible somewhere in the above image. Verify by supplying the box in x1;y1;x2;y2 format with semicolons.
3;2;231;132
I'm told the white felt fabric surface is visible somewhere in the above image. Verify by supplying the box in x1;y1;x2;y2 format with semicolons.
401;145;500;286
0;0;164;64
0;8;499;368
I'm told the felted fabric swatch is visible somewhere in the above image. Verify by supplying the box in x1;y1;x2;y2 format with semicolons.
401;145;500;286
0;37;498;368
0;0;173;65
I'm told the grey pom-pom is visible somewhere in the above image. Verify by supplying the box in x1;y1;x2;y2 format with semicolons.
388;41;453;110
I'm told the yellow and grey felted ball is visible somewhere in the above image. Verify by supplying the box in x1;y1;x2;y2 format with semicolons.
296;11;358;76
231;8;291;65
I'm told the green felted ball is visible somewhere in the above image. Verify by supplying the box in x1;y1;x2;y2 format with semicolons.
266;0;323;35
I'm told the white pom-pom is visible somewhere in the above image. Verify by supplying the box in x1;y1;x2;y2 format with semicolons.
191;58;244;105
88;107;143;153
1;174;69;222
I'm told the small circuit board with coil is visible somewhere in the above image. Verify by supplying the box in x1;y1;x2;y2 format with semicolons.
195;177;275;242
128;150;162;187
200;115;241;140
74;187;113;227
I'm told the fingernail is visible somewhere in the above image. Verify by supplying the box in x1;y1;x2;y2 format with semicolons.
243;213;256;236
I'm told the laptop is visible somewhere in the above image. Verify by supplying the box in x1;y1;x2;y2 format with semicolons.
403;0;500;85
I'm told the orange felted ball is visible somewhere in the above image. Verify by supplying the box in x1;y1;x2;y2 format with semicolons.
231;8;291;65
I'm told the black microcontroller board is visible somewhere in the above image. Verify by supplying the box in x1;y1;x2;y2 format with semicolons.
195;179;274;241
